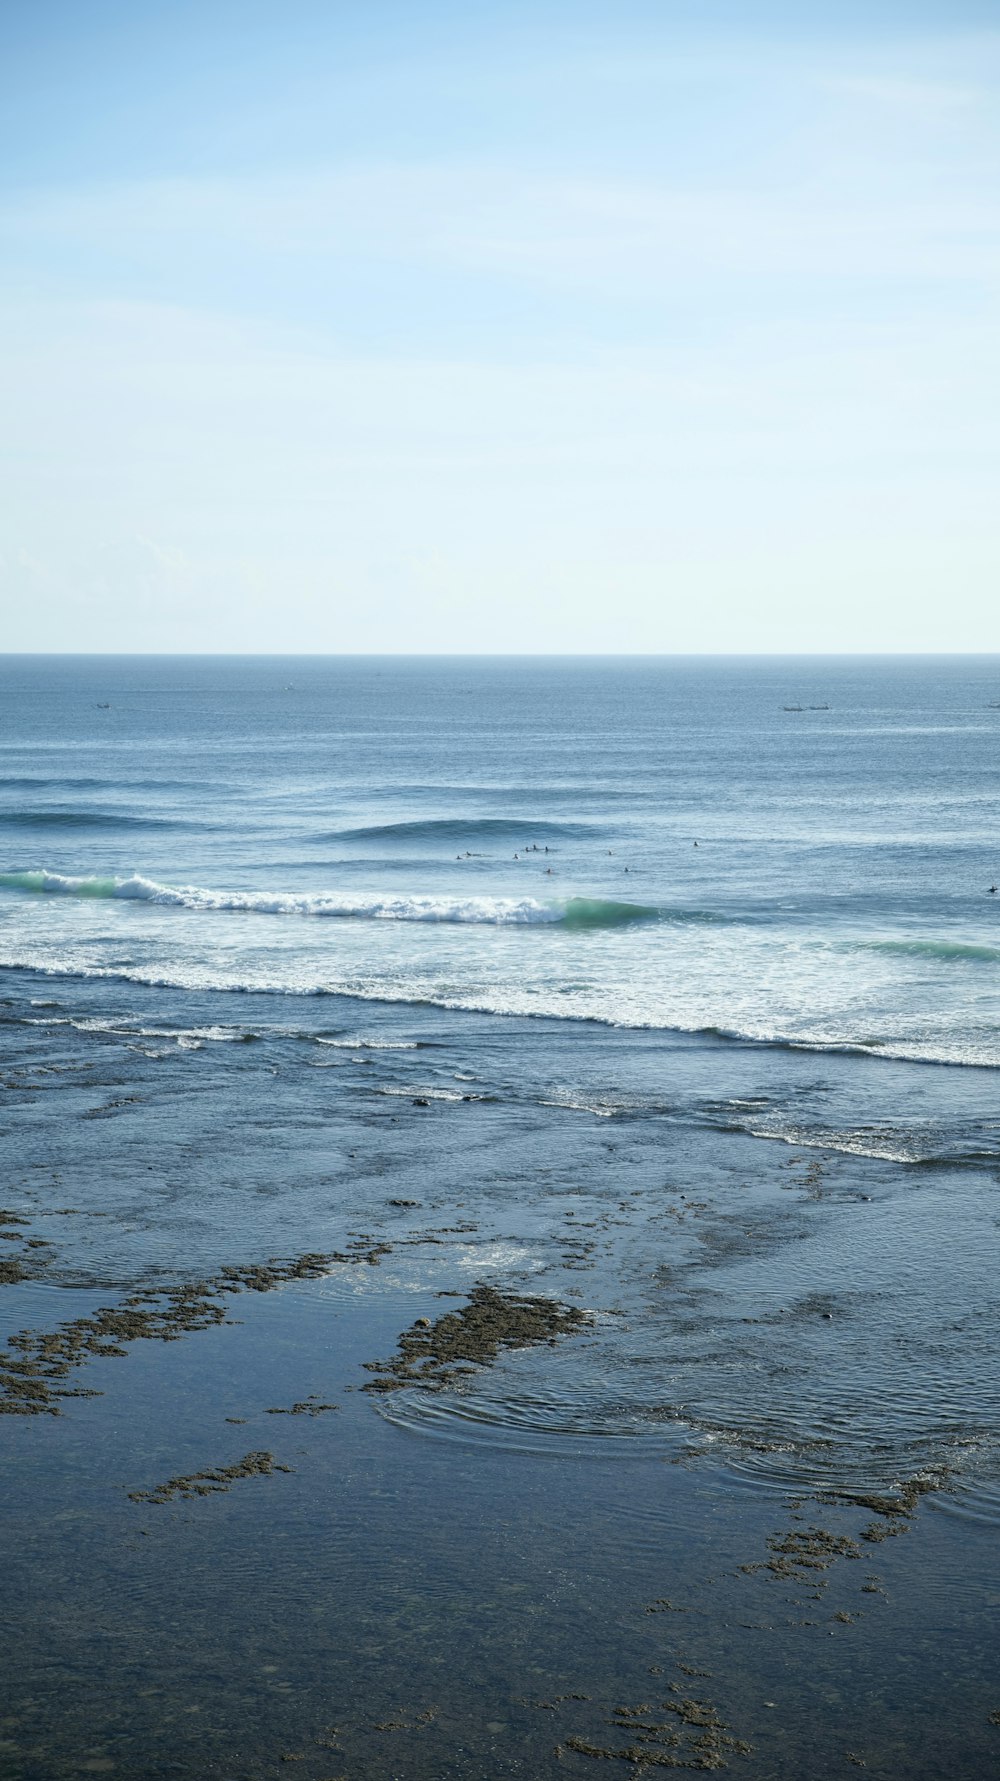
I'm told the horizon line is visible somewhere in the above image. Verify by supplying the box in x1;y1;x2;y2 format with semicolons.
4;650;1000;662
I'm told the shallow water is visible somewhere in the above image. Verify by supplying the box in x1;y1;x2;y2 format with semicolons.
2;657;999;1777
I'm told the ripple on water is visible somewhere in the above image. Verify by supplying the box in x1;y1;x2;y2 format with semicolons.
374;1374;687;1460
366;1273;1000;1529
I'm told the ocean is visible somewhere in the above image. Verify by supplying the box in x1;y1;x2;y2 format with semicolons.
2;654;999;1779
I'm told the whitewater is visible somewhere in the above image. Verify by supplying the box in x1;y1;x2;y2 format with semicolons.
2;655;999;1066
0;869;656;926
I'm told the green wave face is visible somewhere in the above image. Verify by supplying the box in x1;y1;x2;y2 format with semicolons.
560;897;659;929
0;871;119;898
864;938;1000;965
0;875;665;928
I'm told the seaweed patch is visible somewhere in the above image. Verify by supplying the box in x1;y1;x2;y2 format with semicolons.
0;1209;53;1285
0;1242;390;1416
128;1449;291;1504
820;1475;946;1543
555;1685;752;1770
266;1397;339;1417
762;1527;860;1581
361;1283;591;1394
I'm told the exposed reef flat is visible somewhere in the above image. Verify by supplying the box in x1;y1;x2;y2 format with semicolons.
2;1002;999;1780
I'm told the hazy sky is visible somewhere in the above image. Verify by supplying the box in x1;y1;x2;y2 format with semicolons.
2;0;998;652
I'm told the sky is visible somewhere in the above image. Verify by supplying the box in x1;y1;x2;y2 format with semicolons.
1;0;998;653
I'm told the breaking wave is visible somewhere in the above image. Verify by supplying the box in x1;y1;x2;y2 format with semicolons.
0;870;657;929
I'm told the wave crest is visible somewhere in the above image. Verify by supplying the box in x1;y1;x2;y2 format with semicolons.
861;938;1000;965
1;810;183;831
0;870;656;929
332;817;601;842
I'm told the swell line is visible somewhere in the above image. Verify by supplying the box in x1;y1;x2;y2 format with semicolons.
0;870;659;929
854;938;1000;965
1;810;188;831
331;817;600;842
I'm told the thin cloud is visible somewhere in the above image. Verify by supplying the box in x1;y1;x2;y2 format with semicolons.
825;74;982;112
5;162;1000;305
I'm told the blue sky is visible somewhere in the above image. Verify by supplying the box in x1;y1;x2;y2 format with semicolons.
2;1;998;651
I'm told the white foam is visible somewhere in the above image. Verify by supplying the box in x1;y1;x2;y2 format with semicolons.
24;1013;251;1046
4;945;1000;1069
4;869;566;926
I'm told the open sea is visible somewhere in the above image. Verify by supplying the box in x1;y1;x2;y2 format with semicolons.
2;654;999;1780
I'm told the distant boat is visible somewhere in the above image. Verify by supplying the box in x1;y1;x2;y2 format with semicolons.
988;701;1000;708
808;704;830;711
783;704;804;711
96;702;111;709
